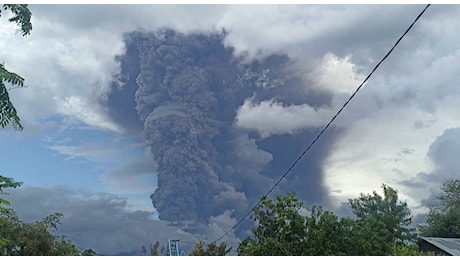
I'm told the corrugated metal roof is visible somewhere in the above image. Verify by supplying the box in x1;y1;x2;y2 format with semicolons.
420;237;460;256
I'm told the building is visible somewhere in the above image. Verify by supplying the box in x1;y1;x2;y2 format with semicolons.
418;237;460;256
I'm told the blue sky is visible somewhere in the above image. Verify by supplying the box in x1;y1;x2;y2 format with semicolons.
0;117;157;209
1;3;460;255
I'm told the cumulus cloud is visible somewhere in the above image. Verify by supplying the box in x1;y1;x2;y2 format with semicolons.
235;98;333;137
309;53;365;95
0;5;125;132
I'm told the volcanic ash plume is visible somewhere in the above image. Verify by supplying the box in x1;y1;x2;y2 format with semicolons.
113;29;332;226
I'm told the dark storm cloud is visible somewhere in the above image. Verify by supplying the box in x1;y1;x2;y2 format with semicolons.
106;29;340;233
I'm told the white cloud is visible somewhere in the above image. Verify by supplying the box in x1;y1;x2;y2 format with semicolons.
234;52;365;137
54;96;121;132
48;143;124;162
309;53;365;95
235;98;334;138
0;8;125;132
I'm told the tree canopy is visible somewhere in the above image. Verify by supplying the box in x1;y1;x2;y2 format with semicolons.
237;184;431;256
348;184;416;244
420;179;460;238
0;4;32;131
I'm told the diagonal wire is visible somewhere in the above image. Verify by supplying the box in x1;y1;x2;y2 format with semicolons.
213;4;431;243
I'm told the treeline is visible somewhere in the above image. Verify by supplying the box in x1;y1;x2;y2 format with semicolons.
3;176;458;256
145;179;460;256
236;180;459;256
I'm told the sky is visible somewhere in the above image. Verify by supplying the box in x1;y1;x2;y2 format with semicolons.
1;3;460;255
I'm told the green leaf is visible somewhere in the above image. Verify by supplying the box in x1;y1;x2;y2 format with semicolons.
1;4;32;36
0;65;24;131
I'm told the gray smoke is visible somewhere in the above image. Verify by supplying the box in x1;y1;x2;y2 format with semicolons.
108;29;338;232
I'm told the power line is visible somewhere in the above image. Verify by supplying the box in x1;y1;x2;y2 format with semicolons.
213;4;431;243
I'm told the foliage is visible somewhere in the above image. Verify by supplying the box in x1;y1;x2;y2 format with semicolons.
1;4;32;36
303;206;355;255
420;179;460;238
0;4;32;131
238;185;421;256
189;240;230;256
348;184;416;245
0;209;81;256
81;249;97;256
148;241;165;256
0;175;22;216
238;193;356;255
237;193;307;255
0;176;83;256
390;244;435;256
347;215;393;255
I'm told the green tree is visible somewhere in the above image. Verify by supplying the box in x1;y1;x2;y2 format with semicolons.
81;248;97;256
237;186;425;256
390;244;435;256
347;215;393;255
0;212;80;256
189;240;230;256
0;4;32;130
0;175;22;216
0;175;22;249
237;193;358;256
0;176;82;256
348;184;416;245
237;193;308;255
420;179;460;237
302;206;354;255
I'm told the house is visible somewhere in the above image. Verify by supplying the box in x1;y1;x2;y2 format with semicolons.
418;237;460;256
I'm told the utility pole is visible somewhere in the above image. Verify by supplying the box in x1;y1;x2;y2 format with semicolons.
166;239;185;256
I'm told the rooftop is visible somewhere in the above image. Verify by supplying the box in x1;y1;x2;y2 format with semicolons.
419;237;460;256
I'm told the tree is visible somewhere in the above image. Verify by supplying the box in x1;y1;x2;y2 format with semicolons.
0;211;81;256
390;244;435;256
148;241;164;256
302;206;355;255
0;175;22;216
420;179;460;238
189;241;230;256
0;4;32;130
348;184;416;245
237;193;308;255
80;248;97;256
0;176;83;256
237;186;428;256
237;193;358;256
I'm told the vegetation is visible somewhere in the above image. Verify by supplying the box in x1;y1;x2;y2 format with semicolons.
419;179;460;238
0;175;96;256
238;184;434;256
188;241;230;256
0;4;32;130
